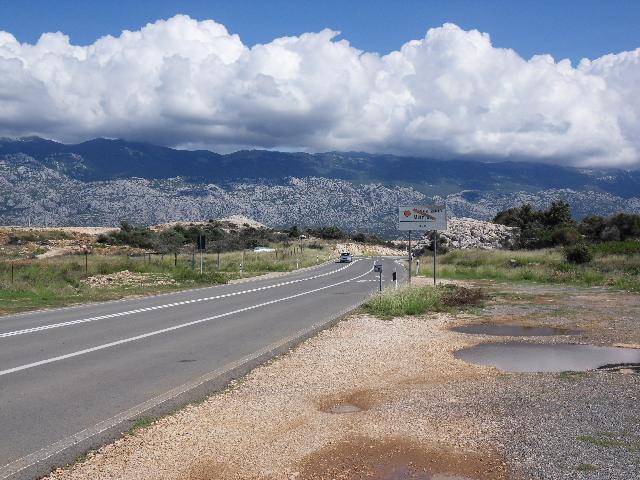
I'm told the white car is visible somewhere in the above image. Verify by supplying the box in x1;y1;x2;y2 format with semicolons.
338;252;352;263
253;246;276;253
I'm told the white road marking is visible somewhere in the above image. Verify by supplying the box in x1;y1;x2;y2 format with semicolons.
0;261;357;339
0;266;374;377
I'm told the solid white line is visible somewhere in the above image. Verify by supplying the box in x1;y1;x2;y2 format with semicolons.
0;261;356;339
0;266;373;377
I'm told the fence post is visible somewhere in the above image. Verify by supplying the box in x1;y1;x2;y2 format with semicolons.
11;261;14;284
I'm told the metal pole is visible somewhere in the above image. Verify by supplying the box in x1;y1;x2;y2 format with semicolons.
200;250;203;274
408;230;412;284
379;269;382;292
433;231;437;286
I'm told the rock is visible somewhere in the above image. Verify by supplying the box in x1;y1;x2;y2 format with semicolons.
413;217;517;253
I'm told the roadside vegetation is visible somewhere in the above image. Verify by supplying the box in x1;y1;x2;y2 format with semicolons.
362;284;484;319
434;246;640;292
0;240;334;316
420;203;640;292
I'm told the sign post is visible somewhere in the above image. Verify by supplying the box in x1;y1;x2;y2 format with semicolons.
398;205;447;286
197;235;206;275
433;233;437;286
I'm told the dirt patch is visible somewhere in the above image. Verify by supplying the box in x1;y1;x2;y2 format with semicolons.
317;389;376;414
296;436;508;480
81;270;177;288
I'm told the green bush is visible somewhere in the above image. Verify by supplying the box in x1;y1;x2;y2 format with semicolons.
564;243;593;264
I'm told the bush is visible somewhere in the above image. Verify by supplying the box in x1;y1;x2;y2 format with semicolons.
564;243;593;264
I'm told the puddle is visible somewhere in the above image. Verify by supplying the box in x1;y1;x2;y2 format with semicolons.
450;324;580;337
296;437;505;480
454;343;640;372
318;389;373;414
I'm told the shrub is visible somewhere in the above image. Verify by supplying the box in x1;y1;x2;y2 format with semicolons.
564;243;593;264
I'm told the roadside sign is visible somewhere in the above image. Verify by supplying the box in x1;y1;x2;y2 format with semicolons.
374;264;382;273
197;235;206;251
398;205;447;231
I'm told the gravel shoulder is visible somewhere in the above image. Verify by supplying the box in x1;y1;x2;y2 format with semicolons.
46;281;640;480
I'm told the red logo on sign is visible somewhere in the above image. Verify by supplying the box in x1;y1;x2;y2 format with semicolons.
403;210;412;217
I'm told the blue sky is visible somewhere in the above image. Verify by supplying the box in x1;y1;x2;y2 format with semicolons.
1;0;639;63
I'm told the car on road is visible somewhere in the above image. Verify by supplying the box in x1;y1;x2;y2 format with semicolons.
253;246;276;253
338;251;352;263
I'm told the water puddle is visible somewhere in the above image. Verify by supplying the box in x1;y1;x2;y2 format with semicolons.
450;324;580;337
454;342;640;372
296;437;505;479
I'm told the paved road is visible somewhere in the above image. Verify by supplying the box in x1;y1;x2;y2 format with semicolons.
0;257;405;479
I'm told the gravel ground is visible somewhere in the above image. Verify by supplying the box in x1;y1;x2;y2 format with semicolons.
45;281;639;480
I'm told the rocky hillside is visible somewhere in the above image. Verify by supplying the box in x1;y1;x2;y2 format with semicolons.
2;138;640;236
414;218;518;252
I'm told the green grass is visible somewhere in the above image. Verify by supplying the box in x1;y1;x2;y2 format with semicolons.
558;371;588;381
0;243;334;315
575;463;597;472
577;432;640;450
129;416;156;434
362;284;484;319
427;246;640;292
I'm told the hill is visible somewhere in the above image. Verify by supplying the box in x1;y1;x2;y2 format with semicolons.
1;137;639;236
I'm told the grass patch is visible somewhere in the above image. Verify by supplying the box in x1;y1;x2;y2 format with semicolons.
429;247;640;292
129;416;156;433
577;434;628;449
362;284;484;319
575;463;597;472
558;371;588;381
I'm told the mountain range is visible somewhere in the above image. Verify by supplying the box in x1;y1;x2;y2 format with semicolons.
1;137;639;236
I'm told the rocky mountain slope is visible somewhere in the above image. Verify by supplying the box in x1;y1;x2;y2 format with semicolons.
2;138;639;236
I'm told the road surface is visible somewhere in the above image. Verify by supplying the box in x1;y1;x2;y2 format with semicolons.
0;257;405;479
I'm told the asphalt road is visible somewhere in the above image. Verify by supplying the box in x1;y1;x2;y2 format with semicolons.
0;257;405;479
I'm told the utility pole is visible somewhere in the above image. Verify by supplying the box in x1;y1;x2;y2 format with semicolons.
433;231;437;286
408;230;412;284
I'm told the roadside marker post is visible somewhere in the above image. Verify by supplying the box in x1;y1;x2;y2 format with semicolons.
416;259;420;276
374;263;383;292
392;269;397;289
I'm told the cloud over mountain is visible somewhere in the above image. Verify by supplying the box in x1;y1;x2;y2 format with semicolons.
0;15;638;167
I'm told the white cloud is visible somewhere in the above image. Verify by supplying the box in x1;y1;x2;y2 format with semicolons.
0;15;639;167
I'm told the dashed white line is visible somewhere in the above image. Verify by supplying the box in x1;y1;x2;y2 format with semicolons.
0;261;357;339
0;266;373;377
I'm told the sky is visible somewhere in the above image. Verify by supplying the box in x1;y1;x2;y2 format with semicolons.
1;0;639;168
